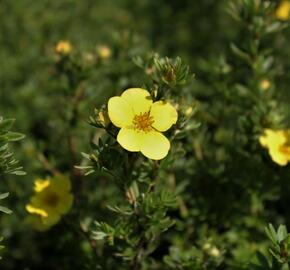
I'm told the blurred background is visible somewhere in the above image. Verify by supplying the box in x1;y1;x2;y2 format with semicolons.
1;0;290;269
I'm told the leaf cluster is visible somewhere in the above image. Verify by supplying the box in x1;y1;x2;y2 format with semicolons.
92;190;177;264
0;117;25;176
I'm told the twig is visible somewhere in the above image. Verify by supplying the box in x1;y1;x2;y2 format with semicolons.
37;152;60;176
131;235;146;270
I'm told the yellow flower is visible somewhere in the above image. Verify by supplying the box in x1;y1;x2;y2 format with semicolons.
260;79;271;91
108;88;178;160
184;106;194;116
203;243;221;258
97;45;111;59
210;246;221;258
276;1;290;20
259;129;290;166
55;40;72;55
26;174;73;231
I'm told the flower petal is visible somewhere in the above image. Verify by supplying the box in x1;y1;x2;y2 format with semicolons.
41;212;61;227
150;101;178;132
57;194;73;215
269;148;289;166
108;96;134;128
259;129;287;148
117;128;143;152
34;179;50;192
52;174;71;192
121;88;153;115
140;131;170;160
276;1;290;20
26;204;48;217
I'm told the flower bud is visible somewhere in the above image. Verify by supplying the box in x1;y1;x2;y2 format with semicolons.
55;40;72;55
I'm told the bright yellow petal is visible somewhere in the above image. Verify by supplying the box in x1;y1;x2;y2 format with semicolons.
117;128;143;152
269;148;289;166
259;129;286;148
108;96;134;128
140;131;170;160
26;204;48;217
121;88;153;115
276;1;290;20
150;101;178;132
34;179;50;192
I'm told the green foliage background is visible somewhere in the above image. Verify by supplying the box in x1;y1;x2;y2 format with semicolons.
1;0;290;269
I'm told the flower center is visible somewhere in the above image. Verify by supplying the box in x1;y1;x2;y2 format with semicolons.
43;192;60;207
280;145;290;156
133;111;154;132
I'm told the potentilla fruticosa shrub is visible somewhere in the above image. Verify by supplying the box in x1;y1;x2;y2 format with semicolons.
1;0;290;269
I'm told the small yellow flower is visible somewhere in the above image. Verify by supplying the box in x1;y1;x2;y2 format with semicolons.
26;174;73;231
210;246;221;258
259;129;290;166
55;40;72;55
108;88;178;160
260;79;271;91
97;45;111;59
276;1;290;20
203;243;221;257
185;106;193;116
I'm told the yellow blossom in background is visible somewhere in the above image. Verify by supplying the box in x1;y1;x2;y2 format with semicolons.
55;40;72;55
259;129;290;166
260;79;271;91
97;45;111;59
108;88;178;160
210;246;221;258
184;106;194;116
26;174;73;231
203;243;221;258
276;0;290;20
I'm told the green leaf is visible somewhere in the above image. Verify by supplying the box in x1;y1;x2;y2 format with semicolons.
5;132;25;142
277;225;288;243
0;193;9;200
0;206;12;215
265;224;277;244
0;119;15;133
230;43;252;64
